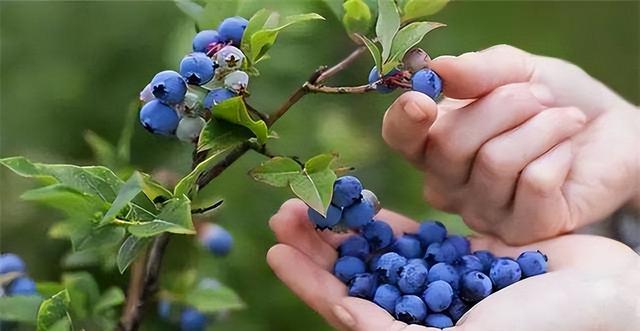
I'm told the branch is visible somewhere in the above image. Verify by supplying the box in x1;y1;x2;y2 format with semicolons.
191;200;224;214
304;83;377;94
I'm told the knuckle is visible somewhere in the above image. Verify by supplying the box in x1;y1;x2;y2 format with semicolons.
423;185;455;212
520;164;557;197
476;142;518;176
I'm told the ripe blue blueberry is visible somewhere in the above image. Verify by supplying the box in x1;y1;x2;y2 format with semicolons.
424;313;454;329
427;263;460;291
150;70;187;105
394;295;427;324
446;235;471;257
223;70;249;93
517;250;548;277
139;100;180;136
348;273;377;299
362;220;394;250
447;296;469;322
307;205;342;230
332;176;363;208
417;220;447;247
367;253;382;272
342;200;374;230
158;300;171;320
180;308;207;331
489;258;522;290
200;224;233;257
375;252;407;284
0;253;26;274
338;235;370;260
454;255;484;274
393;235;423;259
422;280;453;312
411;68;443;100
176;116;206;143
334;256;366;283
360;189;381;213
397;261;429;294
216;45;245;71
460;271;492;302
407;258;429;270
473;250;496;274
218;16;248;46
368;67;399;93
373;284;401;314
424;240;457;264
203;88;236;109
179;52;215;86
7;277;37;296
192;30;222;53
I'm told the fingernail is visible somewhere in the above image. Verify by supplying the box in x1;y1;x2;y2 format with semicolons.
404;100;430;123
332;305;356;327
529;84;555;106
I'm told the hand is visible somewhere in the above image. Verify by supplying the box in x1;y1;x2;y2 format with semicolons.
267;199;640;331
382;45;640;244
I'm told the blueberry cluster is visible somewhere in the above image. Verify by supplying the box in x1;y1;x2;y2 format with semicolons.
139;16;250;142
198;223;234;257
0;253;38;298
367;48;443;100
158;278;228;331
313;176;549;328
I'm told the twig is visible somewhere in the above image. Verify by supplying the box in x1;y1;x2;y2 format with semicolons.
191;200;224;214
304;83;377;94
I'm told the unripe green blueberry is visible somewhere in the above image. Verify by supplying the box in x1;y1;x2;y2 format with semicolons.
223;70;249;93
176;116;206;143
216;46;244;71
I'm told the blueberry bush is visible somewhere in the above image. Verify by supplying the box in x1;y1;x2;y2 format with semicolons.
0;0;450;330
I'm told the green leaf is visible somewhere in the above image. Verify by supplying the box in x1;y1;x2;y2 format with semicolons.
0;295;42;323
185;285;245;313
116;235;151;274
94;287;125;313
100;171;144;225
240;9;274;62
291;156;337;216
376;0;401;60
20;184;107;218
140;173;173;204
116;101;138;164
48;318;71;331
343;0;372;37
36;282;66;298
37;290;71;331
174;147;234;197
74;226;125;252
62;272;100;319
128;220;192;237
128;196;196;237
305;153;337;172
198;119;253;153
249;157;302;187
389;21;445;63
174;0;204;22
84;130;117;168
402;0;448;22
356;34;383;75
212;97;268;144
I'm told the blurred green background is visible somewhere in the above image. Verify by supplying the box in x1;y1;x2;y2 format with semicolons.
1;1;637;330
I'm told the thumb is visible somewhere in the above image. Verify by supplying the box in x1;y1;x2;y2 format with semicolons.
382;91;438;166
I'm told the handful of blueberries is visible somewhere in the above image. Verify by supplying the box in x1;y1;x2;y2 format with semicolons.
307;176;548;329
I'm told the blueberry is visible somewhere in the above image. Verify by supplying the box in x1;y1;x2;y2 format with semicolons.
422;280;453;312
307;205;342;230
342;201;374;230
427;263;460;291
362;220;394;250
375;252;407;284
218;16;248;46
373;284;401;314
517;250;548;277
454;255;484;274
180;52;215;86
416;220;447;247
200;223;233;257
176;116;206;143
397;261;429;294
223;70;249;93
446;235;471;256
158;300;171;320
203;88;236;109
7;277;37;296
348;273;377;299
332;176;363;208
447;296;469;322
403;48;432;74
180;308;207;331
411;68;442;100
338;235;370;260
407;258;429;270
360;189;381;213
367;253;382;273
424;313;454;329
139;100;180;136
473;250;496;274
460;271;492;302
489;258;522;290
150;70;187;105
216;45;245;71
0;253;26;274
393;235;423;259
192;30;222;53
424;241;457;264
139;83;154;104
394;295;427;324
334;256;366;283
368;67;399;93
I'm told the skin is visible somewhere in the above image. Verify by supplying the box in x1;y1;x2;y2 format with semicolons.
267;199;640;331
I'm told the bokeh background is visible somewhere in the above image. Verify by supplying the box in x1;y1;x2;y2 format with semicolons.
1;1;638;330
